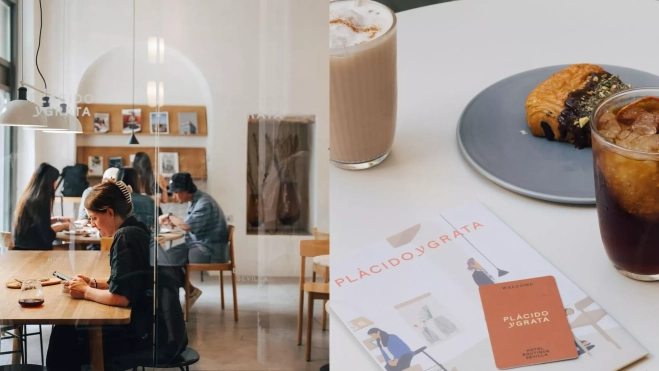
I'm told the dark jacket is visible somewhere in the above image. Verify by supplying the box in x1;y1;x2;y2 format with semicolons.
108;216;188;365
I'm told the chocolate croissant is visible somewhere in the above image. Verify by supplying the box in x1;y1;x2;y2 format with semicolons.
525;64;631;149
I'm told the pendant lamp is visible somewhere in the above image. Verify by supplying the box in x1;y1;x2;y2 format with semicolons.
44;103;82;133
0;87;47;127
25;96;67;131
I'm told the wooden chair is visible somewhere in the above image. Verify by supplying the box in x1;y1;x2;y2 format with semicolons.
297;239;330;346
312;228;330;241
100;237;113;251
304;282;329;361
311;228;330;331
184;225;237;322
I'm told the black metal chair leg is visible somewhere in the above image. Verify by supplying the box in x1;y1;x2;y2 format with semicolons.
39;324;44;366
22;325;27;363
200;271;204;282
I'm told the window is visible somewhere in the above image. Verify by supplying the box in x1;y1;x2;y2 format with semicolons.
0;0;13;231
0;1;9;62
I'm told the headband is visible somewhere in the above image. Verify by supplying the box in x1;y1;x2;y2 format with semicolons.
116;181;133;204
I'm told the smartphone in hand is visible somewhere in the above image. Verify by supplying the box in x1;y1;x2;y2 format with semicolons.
52;271;73;282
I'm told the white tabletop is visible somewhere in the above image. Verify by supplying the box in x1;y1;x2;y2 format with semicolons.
329;0;659;370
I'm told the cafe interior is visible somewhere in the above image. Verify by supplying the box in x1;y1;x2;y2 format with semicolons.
0;0;329;370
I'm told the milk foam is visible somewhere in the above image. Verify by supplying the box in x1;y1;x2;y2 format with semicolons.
329;1;394;48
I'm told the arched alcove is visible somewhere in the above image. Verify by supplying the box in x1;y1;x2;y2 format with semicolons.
76;41;212;111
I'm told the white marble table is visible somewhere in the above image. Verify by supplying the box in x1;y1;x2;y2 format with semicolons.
329;0;659;369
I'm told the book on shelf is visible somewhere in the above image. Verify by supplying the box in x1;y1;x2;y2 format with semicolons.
330;201;647;371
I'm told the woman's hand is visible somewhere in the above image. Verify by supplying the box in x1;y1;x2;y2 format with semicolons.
158;214;171;226
388;359;399;367
68;277;90;299
74;274;91;285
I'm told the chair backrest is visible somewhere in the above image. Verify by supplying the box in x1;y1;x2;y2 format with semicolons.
313;228;329;241
228;225;236;267
100;237;113;251
0;232;13;250
300;239;329;258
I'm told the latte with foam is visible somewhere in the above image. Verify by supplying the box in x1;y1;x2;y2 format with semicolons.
329;0;397;169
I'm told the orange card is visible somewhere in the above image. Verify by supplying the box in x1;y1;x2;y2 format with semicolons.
479;276;578;369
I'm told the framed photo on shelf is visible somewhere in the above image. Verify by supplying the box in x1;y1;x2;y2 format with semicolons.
178;112;198;134
108;156;123;169
122;108;142;134
88;156;103;176
158;152;179;177
93;113;110;133
150;112;169;134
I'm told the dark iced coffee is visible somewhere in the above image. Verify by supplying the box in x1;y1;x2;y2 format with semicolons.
592;89;659;281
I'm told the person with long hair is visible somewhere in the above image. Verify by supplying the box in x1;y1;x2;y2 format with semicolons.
116;167;159;230
132;152;169;203
13;163;72;250
367;328;415;371
46;180;187;370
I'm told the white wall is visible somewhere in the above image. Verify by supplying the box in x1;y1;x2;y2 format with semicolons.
17;0;329;277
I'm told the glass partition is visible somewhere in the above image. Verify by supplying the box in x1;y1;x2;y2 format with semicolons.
1;0;328;369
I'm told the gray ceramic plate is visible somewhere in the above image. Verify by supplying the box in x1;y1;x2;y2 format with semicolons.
457;64;659;205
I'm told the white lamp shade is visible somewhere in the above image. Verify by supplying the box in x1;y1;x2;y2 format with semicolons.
64;113;83;133
26;107;67;131
0;99;47;127
41;114;70;132
43;115;81;133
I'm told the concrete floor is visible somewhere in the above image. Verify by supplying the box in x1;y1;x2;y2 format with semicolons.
0;276;329;370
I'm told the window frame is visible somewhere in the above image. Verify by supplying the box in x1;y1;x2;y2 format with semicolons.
1;0;16;231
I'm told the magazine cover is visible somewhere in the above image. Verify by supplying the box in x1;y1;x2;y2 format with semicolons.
330;201;648;371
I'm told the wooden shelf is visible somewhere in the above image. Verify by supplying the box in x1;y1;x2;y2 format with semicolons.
77;103;207;136
76;146;207;179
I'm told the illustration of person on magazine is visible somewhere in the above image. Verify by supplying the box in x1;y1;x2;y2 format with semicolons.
367;328;415;371
467;258;495;286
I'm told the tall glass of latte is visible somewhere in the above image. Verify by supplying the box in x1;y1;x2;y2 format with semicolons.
329;0;397;170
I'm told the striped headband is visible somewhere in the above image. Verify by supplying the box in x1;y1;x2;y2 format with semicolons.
116;181;133;204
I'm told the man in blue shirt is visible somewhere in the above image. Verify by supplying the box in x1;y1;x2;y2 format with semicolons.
159;172;229;307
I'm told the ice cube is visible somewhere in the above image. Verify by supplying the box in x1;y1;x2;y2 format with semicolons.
617;129;632;140
631;112;659;135
597;111;622;134
629;134;659;153
599;129;619;141
616;131;641;149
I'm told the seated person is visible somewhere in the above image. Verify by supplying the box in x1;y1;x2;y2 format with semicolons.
77;167;119;222
116;167;160;231
13;163;72;250
158;173;229;307
46;180;187;370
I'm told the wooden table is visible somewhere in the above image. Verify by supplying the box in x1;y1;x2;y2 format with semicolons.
0;251;130;370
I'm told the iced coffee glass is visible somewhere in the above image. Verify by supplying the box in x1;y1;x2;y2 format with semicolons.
329;0;397;170
591;88;659;281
